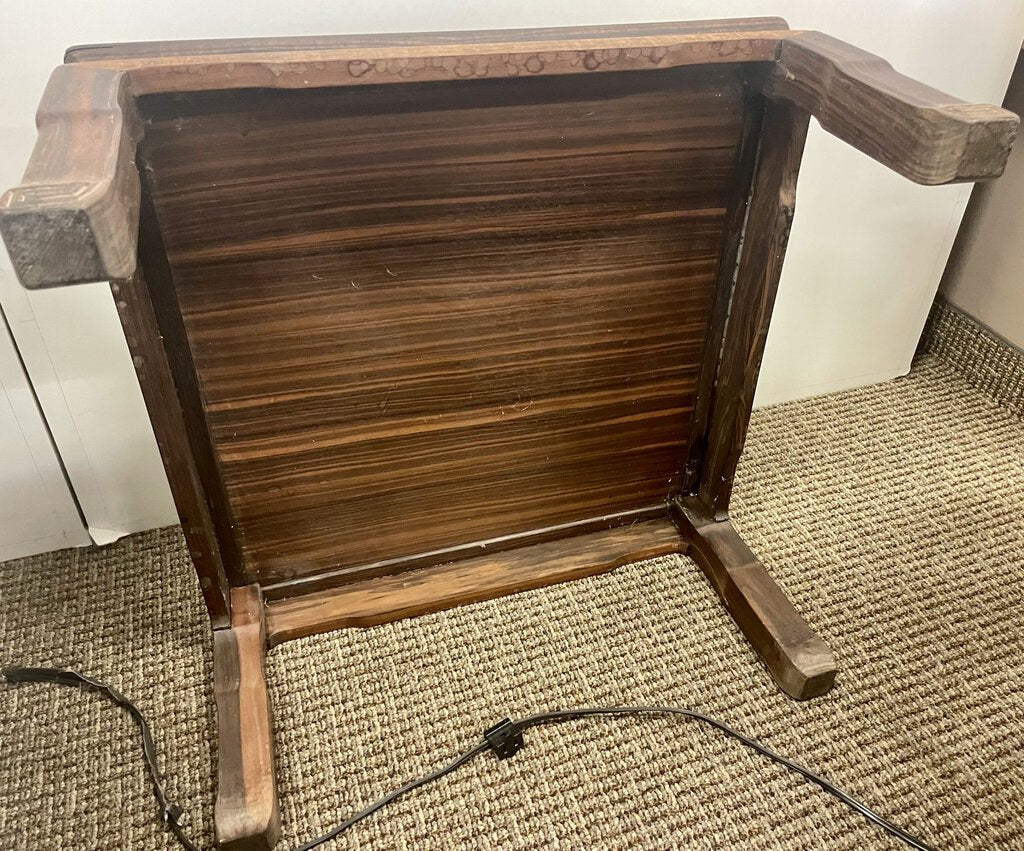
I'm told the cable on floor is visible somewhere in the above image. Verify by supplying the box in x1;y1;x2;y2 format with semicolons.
1;666;936;851
2;667;199;851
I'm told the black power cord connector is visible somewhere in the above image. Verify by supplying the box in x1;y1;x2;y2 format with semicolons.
482;717;524;760
2;666;936;851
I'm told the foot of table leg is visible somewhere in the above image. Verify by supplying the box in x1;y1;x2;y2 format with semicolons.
213;585;281;850
671;498;836;700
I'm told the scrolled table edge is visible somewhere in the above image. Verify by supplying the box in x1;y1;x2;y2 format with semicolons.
0;24;1017;291
766;30;1019;185
0;65;141;289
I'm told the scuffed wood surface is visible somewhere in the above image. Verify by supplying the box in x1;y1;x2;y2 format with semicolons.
264;517;684;644
69;26;790;94
65;18;791;61
671;498;836;700
767;31;1019;184
696;100;810;517
110;251;233;626
682;73;768;496
0;65;141;288
213;586;280;850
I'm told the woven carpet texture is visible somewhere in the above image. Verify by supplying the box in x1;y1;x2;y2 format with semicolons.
1;304;1022;849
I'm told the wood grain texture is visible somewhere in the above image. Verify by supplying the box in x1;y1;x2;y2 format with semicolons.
8;21;1018;716
64;18;790;62
265;517;684;644
696;99;810;518
671;498;835;700
213;586;280;850
141;66;747;586
131;173;250;590
681;73;768;496
0;65;141;288
63;25;789;95
767;31;1019;185
262;505;668;601
110;260;231;626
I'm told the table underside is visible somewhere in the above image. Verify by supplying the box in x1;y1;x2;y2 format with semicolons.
140;63;749;597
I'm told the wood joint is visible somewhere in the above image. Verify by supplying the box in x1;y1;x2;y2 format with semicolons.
671;496;836;700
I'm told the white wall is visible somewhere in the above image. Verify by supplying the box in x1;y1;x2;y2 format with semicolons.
0;314;91;561
1;1;1022;548
941;51;1024;350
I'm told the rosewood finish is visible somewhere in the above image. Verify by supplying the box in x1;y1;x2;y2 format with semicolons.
1;18;1016;849
140;66;741;588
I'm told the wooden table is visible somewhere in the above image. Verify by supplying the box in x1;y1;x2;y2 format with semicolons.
1;18;1016;849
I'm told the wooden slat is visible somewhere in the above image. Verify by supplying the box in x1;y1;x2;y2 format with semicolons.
671;498;835;700
213;586;280;850
64;18;791;62
681;71;767;495
0;66;141;288
695;99;810;518
110;264;231;627
262;505;668;600
264;517;684;644
767;31;1019;185
65;28;789;95
132;171;251;588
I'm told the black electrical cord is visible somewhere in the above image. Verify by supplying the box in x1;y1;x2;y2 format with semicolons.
293;740;491;851
2;667;200;851
2;667;936;851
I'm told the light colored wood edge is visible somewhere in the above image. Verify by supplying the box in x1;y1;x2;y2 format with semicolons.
213;586;281;851
63;18;792;62
767;31;1019;184
264;517;685;645
0;65;141;288
74;30;792;95
671;497;836;700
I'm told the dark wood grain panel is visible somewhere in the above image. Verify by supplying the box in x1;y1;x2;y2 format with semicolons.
141;66;747;585
265;516;685;644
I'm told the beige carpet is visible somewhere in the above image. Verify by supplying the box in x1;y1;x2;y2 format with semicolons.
2;304;1023;850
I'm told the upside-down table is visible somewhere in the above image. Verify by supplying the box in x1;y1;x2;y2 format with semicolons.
1;18;1016;849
